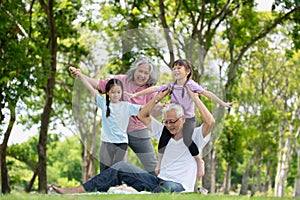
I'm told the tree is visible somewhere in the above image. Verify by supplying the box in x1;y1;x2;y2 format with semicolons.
1;0;88;193
35;0;58;193
273;51;300;197
24;0;88;193
0;0;36;193
231;26;299;196
219;114;244;194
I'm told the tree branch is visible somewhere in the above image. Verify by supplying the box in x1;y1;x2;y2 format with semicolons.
226;5;300;93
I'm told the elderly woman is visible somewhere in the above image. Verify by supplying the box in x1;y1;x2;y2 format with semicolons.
70;57;159;173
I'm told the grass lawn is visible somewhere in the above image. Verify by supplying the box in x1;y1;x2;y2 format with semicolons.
0;193;295;200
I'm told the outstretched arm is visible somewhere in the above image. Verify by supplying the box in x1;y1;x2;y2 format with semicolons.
201;90;235;108
69;67;97;99
125;86;157;99
69;67;99;90
137;89;170;129
187;87;215;138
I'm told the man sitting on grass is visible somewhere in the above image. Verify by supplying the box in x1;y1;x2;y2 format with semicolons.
51;86;214;194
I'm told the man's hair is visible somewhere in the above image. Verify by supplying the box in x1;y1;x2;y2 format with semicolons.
126;57;158;86
162;103;185;118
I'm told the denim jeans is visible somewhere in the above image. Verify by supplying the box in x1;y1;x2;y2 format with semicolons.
82;162;185;193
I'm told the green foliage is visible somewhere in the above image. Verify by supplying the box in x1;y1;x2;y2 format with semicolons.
220;114;244;167
6;134;82;190
6;158;34;190
0;0;37;134
12;0;89;133
223;27;299;195
47;136;82;185
7;137;39;169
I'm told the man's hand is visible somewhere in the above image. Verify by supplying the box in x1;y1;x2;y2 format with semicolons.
155;87;170;102
138;88;170;128
185;85;198;100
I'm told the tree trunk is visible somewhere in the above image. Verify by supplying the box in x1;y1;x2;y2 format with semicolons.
0;101;16;194
0;148;10;194
82;140;96;182
251;175;255;197
196;47;206;84
210;148;217;194
263;160;272;193
293;128;300;198
240;159;250;195
202;106;225;193
224;162;231;194
82;108;97;182
158;0;174;66
202;149;212;192
25;169;37;192
88;108;97;179
256;166;262;192
293;148;300;198
37;0;57;193
274;122;293;197
82;141;88;182
250;159;260;197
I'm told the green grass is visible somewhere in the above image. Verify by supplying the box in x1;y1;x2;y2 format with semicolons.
0;193;295;200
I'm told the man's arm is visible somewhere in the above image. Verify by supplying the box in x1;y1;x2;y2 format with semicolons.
187;86;215;138
137;89;170;129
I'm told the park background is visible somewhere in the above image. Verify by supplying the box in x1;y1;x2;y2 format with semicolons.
0;0;299;198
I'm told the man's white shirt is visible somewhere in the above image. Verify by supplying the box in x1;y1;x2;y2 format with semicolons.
150;118;211;192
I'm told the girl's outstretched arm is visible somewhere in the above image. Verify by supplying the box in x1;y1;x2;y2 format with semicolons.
69;67;97;99
69;67;99;90
124;86;157;99
201;90;235;108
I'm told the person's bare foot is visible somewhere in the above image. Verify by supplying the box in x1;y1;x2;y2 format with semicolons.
50;184;85;194
50;185;65;194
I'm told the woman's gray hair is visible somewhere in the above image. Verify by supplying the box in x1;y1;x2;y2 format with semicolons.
162;103;185;118
126;57;158;86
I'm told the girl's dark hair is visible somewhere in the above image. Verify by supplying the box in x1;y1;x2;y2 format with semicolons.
105;78;123;117
170;59;193;97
